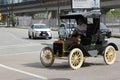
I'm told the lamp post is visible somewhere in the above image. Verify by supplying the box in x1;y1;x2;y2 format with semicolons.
7;6;10;27
11;0;15;27
57;0;60;27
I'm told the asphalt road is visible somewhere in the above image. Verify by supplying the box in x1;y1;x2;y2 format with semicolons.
0;28;120;80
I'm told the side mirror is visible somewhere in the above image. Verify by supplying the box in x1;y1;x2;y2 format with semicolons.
106;31;111;38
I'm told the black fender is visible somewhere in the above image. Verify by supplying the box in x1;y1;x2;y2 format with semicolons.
69;44;90;57
98;42;118;55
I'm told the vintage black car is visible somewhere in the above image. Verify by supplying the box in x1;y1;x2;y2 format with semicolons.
40;11;118;70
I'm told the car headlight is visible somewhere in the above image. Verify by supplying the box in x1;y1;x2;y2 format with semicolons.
48;31;52;33
35;31;40;33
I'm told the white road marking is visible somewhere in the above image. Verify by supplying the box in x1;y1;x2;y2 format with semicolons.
4;28;19;39
0;51;40;56
0;43;41;49
0;64;48;80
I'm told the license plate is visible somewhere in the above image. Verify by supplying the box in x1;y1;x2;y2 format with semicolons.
42;34;46;36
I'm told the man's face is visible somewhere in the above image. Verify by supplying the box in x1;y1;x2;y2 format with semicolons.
76;19;83;25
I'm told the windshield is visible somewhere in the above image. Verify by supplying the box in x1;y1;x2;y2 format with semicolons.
60;24;65;28
100;23;108;30
33;25;49;29
60;23;76;29
66;24;76;29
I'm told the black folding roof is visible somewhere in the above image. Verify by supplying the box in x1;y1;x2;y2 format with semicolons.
60;11;101;19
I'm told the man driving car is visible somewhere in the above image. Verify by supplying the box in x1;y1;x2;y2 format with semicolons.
72;16;87;37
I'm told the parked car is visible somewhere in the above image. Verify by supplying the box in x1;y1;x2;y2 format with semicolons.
28;23;52;39
100;23;111;38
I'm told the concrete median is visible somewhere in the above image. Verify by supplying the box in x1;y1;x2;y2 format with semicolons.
112;33;120;38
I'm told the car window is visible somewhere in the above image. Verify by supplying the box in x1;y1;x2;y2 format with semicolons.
66;24;76;29
100;23;108;30
60;23;76;29
34;25;49;29
58;26;66;36
60;24;65;28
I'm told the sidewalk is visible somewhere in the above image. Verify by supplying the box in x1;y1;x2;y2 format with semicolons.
112;32;120;38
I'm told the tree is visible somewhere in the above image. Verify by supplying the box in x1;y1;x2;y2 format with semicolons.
107;9;120;17
8;14;16;27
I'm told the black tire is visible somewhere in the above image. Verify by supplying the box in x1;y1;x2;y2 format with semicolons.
49;37;52;39
29;36;31;39
28;32;31;39
28;34;31;39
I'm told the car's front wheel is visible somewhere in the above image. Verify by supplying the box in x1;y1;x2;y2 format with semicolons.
69;48;84;70
28;33;31;39
40;47;54;67
103;45;116;65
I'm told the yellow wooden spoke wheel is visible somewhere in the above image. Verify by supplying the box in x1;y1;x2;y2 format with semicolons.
103;46;116;65
40;47;54;67
69;48;84;70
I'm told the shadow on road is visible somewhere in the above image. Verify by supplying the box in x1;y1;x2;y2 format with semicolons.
82;62;105;67
22;61;105;70
48;78;71;80
22;62;70;70
22;37;52;40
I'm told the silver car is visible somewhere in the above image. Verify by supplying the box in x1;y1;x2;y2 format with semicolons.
28;24;52;39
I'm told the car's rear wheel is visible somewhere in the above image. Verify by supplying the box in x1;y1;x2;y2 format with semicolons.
40;47;54;67
49;37;52;39
103;45;116;65
28;34;31;39
69;48;84;70
29;35;31;38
